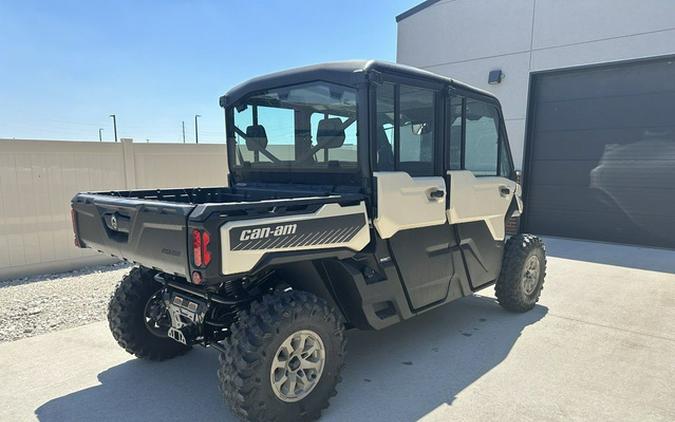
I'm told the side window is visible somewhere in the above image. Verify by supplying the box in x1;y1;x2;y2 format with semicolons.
448;96;463;170
375;82;437;176
464;98;500;176
375;83;395;171
398;85;435;175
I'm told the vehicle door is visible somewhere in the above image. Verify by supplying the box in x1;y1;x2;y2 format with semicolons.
372;79;457;310
446;91;518;289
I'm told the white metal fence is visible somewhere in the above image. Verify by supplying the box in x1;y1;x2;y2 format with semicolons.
0;139;228;280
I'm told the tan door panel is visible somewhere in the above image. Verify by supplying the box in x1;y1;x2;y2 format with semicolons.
446;170;517;240
373;172;447;239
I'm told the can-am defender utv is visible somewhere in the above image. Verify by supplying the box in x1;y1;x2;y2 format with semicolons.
71;60;546;421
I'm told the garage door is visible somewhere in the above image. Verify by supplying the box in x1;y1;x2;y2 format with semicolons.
523;57;675;249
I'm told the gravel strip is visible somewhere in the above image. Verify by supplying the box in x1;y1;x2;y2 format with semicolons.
0;262;132;343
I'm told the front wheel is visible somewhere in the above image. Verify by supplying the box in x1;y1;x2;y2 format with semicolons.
495;234;547;312
218;290;346;422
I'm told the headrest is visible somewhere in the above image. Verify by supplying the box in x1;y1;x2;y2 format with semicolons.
316;118;345;149
245;125;268;151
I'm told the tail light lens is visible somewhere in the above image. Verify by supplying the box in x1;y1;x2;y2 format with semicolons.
192;229;203;267
192;229;212;269
202;231;212;266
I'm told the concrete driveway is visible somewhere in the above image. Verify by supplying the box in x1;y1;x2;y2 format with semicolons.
1;237;674;421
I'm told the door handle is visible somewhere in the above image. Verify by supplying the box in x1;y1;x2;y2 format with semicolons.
429;189;445;199
499;186;511;197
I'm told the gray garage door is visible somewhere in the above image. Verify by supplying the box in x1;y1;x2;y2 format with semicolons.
523;57;675;249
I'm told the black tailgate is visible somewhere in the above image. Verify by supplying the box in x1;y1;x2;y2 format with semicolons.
72;193;196;277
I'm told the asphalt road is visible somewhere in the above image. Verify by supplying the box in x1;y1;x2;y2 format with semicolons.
1;237;674;421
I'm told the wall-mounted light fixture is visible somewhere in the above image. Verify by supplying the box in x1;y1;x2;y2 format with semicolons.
488;69;505;85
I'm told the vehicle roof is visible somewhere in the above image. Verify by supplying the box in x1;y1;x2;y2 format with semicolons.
220;60;496;107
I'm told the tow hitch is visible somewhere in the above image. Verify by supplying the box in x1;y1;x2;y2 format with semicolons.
163;291;208;346
152;274;253;350
167;327;187;345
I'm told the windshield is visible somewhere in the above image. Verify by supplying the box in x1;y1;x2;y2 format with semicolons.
229;82;359;174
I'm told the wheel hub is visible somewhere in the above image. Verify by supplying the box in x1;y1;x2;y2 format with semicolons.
270;329;326;403
143;291;171;338
522;255;541;295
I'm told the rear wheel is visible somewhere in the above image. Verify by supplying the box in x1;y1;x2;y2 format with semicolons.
495;234;547;312
107;267;190;360
218;290;346;422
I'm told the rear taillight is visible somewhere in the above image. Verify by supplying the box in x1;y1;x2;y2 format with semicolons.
192;229;212;269
71;208;82;248
192;229;203;267
202;231;212;266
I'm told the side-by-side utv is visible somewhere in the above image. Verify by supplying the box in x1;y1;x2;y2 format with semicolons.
71;60;546;421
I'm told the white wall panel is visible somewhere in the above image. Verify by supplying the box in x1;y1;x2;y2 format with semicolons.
531;29;675;72
397;0;535;67
532;0;675;50
504;118;526;170
0;139;228;280
397;0;675;172
133;143;228;189
425;51;531;120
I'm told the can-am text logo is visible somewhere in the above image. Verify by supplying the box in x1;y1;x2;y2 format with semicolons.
239;224;297;241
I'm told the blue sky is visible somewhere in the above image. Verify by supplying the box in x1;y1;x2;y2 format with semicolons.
0;0;419;143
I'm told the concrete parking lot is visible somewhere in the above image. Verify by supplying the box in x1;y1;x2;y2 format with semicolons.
1;237;674;421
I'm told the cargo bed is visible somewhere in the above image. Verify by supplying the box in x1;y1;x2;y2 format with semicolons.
71;185;363;278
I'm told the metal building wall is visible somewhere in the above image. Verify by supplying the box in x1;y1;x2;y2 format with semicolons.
396;0;675;169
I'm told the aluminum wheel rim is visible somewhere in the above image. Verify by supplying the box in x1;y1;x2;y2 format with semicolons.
522;255;541;295
270;329;326;403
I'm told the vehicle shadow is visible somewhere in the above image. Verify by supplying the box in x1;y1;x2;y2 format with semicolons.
35;295;547;422
543;236;675;274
